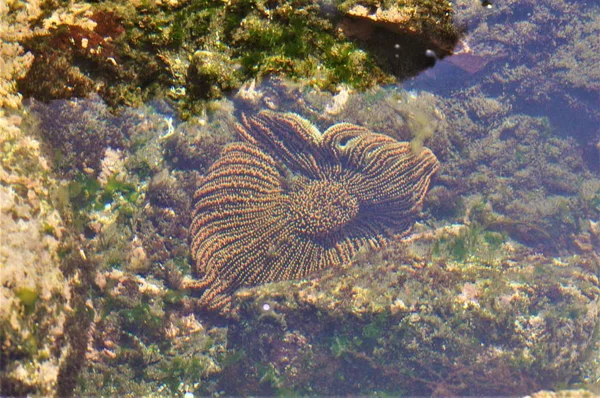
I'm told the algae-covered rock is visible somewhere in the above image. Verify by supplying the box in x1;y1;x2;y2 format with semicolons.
224;241;599;396
16;0;459;114
448;0;600;142
73;270;228;397
0;111;72;395
0;0;42;109
532;390;599;398
187;50;242;100
338;0;458;77
17;96;238;397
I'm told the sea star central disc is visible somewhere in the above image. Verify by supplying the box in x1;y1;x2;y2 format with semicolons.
287;178;359;237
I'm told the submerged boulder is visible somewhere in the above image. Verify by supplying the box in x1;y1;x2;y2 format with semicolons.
223;240;599;396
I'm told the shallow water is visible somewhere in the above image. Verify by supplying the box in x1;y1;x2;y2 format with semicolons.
1;0;599;396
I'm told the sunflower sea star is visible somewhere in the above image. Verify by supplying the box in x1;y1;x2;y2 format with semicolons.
187;110;440;311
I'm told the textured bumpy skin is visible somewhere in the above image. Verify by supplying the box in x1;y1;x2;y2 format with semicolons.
188;111;439;311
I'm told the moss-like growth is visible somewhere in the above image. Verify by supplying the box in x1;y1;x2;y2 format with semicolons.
17;96;242;396
17;0;459;115
15;288;39;314
7;39;598;394
187;50;242;100
224;241;599;396
76;272;228;396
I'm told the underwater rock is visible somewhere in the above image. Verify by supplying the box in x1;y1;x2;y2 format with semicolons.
28;96;127;178
224;241;600;396
187;110;439;311
0;0;43;109
572;220;600;274
14;98;241;397
531;390;598;398
73;269;228;397
432;95;600;250
340;0;454;38
187;50;241;100
338;0;459;78
0;111;72;395
450;0;599;141
18;10;127;104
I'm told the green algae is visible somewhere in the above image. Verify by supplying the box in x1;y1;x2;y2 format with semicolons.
68;174;101;210
17;0;458;116
330;335;353;358
226;246;599;395
11;75;597;396
16;288;39;314
17;97;238;396
0;1;588;398
121;303;163;336
7;0;600;389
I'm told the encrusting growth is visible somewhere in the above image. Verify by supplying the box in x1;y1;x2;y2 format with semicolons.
188;111;439;311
